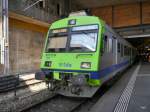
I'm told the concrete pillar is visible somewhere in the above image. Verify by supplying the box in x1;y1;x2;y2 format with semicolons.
0;0;9;75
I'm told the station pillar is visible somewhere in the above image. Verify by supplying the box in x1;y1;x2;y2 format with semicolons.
0;0;9;75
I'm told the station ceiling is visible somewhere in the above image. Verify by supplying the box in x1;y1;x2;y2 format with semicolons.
74;0;149;50
75;0;149;8
127;37;150;48
115;25;150;48
73;0;150;50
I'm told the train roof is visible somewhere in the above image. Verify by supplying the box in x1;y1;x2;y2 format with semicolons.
50;16;104;29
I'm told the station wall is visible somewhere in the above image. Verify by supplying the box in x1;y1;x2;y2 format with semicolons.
8;13;49;74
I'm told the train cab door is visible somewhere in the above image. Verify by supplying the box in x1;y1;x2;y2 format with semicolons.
100;33;110;70
100;30;115;70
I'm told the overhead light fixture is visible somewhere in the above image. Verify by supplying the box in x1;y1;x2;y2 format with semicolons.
124;34;150;38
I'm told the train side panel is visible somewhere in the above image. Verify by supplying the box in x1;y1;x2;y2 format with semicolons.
99;25;134;83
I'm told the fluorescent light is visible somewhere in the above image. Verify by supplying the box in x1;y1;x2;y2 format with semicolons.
124;34;150;38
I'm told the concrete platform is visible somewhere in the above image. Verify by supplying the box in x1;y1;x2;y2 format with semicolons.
127;62;150;112
90;62;150;112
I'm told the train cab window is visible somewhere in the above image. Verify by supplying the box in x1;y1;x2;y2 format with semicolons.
70;25;98;52
117;42;120;53
46;36;67;52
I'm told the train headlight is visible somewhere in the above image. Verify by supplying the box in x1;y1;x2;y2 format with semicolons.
80;62;91;69
45;61;52;67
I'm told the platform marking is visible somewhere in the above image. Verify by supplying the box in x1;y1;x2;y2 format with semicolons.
114;63;141;112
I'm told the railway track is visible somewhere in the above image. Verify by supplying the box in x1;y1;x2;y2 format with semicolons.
22;94;87;112
0;74;46;103
22;82;113;112
0;69;126;112
0;74;44;93
21;88;105;112
21;70;124;112
0;73;52;112
17;78;44;90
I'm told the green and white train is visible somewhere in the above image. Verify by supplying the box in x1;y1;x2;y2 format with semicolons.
35;11;136;97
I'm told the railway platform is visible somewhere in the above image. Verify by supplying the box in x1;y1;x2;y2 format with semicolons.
90;62;150;112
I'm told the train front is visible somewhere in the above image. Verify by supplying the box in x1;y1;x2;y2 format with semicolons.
35;15;104;97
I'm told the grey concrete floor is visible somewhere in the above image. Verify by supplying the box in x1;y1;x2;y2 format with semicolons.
89;62;150;112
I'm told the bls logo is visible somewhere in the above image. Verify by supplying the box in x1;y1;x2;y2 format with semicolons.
59;63;72;68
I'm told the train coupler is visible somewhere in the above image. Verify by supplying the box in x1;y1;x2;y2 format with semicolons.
71;85;81;95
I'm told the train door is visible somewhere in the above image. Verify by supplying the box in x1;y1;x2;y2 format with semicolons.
100;30;112;70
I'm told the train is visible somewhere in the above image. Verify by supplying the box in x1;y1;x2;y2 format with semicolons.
35;11;136;97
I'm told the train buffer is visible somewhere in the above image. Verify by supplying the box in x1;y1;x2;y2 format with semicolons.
89;62;150;112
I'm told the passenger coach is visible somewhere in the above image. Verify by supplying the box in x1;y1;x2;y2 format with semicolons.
35;11;136;97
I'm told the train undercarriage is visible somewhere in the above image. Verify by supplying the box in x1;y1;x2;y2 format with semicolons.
35;71;99;97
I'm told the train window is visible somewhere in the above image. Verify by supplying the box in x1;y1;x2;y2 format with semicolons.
121;44;124;57
117;42;120;53
112;38;114;53
104;35;108;53
46;36;67;52
127;47;129;56
112;37;116;54
124;46;127;56
129;48;131;56
127;48;130;56
108;38;112;52
128;47;130;56
70;32;97;52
